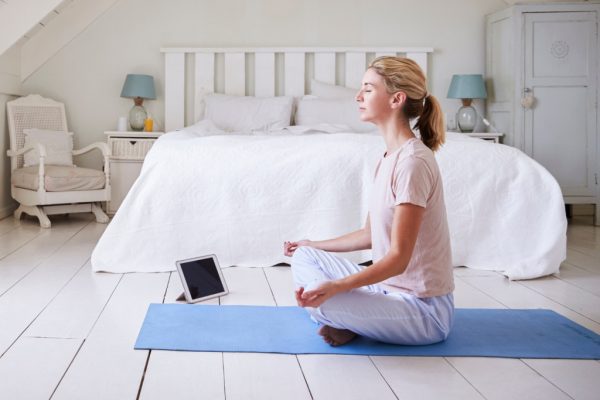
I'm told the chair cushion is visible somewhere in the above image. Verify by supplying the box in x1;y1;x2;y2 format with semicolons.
23;129;74;167
12;165;105;192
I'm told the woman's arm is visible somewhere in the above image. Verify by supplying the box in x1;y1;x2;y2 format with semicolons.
312;214;372;252
298;203;424;307
284;215;372;256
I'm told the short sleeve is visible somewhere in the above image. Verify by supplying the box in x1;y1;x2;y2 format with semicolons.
392;156;433;208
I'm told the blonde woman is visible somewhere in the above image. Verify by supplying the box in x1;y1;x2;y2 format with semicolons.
284;57;454;346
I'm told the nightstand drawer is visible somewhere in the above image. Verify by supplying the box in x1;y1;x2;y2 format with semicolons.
109;138;156;160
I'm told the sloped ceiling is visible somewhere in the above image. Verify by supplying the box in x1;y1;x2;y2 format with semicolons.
20;0;120;80
0;0;119;82
0;0;73;56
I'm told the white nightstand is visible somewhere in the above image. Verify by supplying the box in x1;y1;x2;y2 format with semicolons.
105;131;164;214
459;132;504;143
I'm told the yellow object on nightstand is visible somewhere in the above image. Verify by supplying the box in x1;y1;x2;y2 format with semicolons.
144;117;154;132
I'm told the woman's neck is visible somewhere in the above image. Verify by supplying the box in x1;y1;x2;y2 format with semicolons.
378;117;415;156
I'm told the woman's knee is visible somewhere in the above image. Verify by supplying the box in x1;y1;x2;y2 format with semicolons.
292;246;314;261
291;246;318;271
291;248;324;287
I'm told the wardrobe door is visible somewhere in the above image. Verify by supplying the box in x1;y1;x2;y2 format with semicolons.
523;11;597;197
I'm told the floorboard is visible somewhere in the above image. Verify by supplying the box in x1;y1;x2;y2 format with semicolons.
523;359;600;400
554;263;600;297
0;219;104;356
565;248;600;273
263;266;297;306
0;337;82;400
139;272;224;400
453;277;506;308
519;277;600;324
140;350;225;400
0;221;42;261
220;266;276;306
459;274;600;334
298;355;397;400
51;273;169;400
0;214;21;236
371;356;484;399
446;357;572;400
24;261;122;339
0;215;91;296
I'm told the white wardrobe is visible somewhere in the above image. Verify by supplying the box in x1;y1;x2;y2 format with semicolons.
486;2;599;224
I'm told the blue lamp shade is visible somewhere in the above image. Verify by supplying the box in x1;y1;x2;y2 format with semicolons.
447;74;487;99
120;74;156;99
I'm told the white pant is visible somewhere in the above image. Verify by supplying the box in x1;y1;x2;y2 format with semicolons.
291;246;454;345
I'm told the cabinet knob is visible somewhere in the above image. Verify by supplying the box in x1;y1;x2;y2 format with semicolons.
129;141;137;146
521;88;535;109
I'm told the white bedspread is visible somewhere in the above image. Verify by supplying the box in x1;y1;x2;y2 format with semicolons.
91;130;566;279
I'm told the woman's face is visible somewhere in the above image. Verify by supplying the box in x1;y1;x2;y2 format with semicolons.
356;68;402;124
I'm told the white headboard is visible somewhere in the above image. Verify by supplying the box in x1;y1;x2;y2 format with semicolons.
160;47;433;132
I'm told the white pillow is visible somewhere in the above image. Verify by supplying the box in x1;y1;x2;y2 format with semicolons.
294;97;376;133
23;129;74;167
310;79;359;99
204;93;294;132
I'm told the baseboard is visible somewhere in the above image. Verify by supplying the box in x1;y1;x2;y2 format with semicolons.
572;204;595;216
0;203;17;220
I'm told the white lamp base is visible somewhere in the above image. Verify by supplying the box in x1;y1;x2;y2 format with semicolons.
129;104;147;131
457;105;477;133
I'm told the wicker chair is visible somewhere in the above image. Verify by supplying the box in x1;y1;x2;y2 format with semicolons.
6;94;111;228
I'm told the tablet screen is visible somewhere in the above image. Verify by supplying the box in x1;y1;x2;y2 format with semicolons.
179;257;225;299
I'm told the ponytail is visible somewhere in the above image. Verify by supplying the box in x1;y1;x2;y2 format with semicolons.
369;56;446;152
414;94;445;152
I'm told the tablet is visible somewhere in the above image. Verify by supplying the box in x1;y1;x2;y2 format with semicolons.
175;255;229;303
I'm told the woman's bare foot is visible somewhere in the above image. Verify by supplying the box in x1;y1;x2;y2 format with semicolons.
318;325;357;346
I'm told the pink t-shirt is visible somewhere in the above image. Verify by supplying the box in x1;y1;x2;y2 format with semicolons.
369;137;454;298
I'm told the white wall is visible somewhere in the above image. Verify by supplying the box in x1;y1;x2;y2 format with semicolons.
3;0;510;213
0;92;18;219
0;44;21;218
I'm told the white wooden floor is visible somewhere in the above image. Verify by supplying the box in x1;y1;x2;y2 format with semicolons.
0;214;599;400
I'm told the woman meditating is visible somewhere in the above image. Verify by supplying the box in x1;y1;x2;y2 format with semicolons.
284;56;454;346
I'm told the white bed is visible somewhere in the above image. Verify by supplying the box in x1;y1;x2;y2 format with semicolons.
91;47;567;280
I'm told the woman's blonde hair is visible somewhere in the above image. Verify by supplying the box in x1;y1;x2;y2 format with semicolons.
368;56;445;151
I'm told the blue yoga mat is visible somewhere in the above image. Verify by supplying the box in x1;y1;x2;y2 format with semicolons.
134;304;600;359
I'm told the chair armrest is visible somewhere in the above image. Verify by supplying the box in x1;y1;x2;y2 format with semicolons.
7;144;48;192
73;141;111;186
7;143;47;158
73;142;111;157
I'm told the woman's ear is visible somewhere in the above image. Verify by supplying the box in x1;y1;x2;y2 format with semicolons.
390;91;406;109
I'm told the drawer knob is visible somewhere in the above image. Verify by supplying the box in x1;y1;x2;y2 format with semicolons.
129;141;137;145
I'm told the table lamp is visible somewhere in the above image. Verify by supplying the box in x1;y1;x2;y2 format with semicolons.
447;74;487;133
120;74;156;131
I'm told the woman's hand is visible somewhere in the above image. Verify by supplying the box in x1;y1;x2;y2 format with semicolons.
295;280;345;308
283;239;312;256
